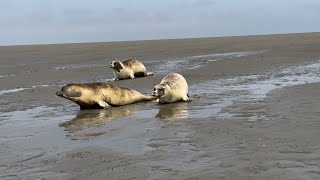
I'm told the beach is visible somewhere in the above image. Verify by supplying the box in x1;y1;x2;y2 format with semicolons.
1;32;320;179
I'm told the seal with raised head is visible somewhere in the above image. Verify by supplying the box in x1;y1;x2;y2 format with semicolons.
153;73;191;104
56;82;156;109
109;58;153;81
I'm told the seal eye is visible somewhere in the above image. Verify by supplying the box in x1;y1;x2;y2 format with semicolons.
159;88;164;92
61;86;69;92
113;61;123;72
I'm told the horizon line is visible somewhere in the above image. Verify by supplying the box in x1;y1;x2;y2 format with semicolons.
1;31;319;47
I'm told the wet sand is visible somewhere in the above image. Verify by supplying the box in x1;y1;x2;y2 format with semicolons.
1;32;320;179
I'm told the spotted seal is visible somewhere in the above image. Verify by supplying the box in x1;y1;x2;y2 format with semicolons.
56;82;156;109
153;73;190;104
109;59;153;80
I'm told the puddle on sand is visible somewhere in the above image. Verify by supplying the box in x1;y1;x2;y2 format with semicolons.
54;63;105;70
53;103;201;168
189;60;320;120
157;50;266;73
0;74;16;78
59;106;138;139
0;105;82;179
0;106;73;140
0;84;56;96
155;102;189;120
0;88;28;96
59;103;191;140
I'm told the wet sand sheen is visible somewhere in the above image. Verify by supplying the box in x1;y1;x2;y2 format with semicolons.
1;32;320;179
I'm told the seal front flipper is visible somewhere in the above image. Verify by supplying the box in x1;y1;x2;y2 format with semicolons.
146;72;154;76
129;73;135;79
182;94;191;102
96;100;111;109
142;94;158;101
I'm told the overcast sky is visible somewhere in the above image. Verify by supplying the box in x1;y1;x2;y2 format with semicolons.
1;0;319;45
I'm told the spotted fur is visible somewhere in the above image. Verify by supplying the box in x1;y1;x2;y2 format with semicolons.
56;82;156;109
153;73;190;104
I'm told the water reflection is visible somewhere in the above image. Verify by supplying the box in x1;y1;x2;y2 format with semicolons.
59;106;135;139
155;102;189;120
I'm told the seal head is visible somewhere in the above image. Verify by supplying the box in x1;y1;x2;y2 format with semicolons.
56;84;82;99
110;61;123;72
152;84;166;98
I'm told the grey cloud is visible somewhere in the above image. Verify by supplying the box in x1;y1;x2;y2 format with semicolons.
63;8;95;16
300;1;320;11
59;6;182;28
26;11;53;24
1;0;320;46
191;0;216;7
0;2;9;9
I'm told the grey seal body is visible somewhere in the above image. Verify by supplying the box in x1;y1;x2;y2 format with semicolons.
110;59;153;81
56;82;156;109
153;73;190;104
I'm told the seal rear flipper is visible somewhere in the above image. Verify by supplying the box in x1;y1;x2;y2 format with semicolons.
142;94;158;101
146;72;154;76
134;72;146;78
80;106;88;110
152;99;159;103
79;103;104;110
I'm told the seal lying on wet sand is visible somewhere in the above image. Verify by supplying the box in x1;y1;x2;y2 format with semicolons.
56;82;156;109
153;73;191;104
110;59;153;80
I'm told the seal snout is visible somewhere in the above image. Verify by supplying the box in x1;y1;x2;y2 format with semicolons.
110;61;115;69
56;90;63;97
152;91;160;98
152;88;158;97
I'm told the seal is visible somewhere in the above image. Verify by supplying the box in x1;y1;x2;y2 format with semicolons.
109;58;153;80
153;73;191;104
56;82;156;109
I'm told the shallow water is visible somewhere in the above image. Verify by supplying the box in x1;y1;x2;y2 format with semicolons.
54;63;106;70
157;50;267;73
0;74;15;78
1;51;320;178
190;60;320;120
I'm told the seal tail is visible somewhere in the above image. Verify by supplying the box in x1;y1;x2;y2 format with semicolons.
146;72;154;76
